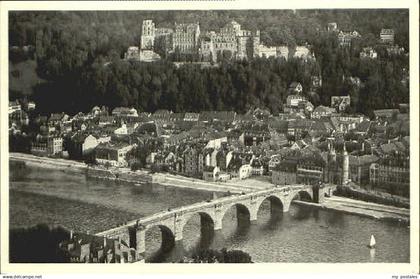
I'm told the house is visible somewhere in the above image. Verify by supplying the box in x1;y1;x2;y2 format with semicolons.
287;119;313;139
112;107;138;117
9;101;21;114
67;134;99;160
386;45;405;56
199;111;236;123
311;75;322;89
183;112;200;122
227;153;254;179
370;154;409;196
330;114;364;133
229;163;252;180
48;113;70;127
9;110;29;126
216;149;233;171
337;30;361;47
239;123;270;146
31;135;63;157
152;109;172;121
288;82;303;95
285;95;308;112
251;158;264;176
182;144;205;177
202;166;221;182
291;139;310;150
296;151;326;185
327;22;338;32
380;29;395;44
268;154;282;173
272;159;297;185
293;46;314;61
98;116;115;127
298;100;314;115
331;95;351;112
27;101;36;111
353;120;372;136
60;231;136;263
373;109;399;120
360;47;378;59
125;46;140;60
312;105;336;119
95;142;136;167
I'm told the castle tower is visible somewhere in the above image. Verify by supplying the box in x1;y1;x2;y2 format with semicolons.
141;19;155;50
252;30;260;58
342;143;349;185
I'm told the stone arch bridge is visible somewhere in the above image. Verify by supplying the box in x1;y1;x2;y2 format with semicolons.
96;184;335;262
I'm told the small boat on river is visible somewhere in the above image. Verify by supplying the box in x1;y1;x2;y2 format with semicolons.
367;234;376;248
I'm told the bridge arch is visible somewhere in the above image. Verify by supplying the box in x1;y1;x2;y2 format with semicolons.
180;211;215;251
255;195;285;219
220;202;252;227
145;224;176;256
292;189;313;202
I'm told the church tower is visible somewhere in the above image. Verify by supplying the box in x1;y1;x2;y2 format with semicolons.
342;143;349;185
327;142;337;183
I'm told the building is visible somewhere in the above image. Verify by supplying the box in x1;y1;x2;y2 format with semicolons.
31;135;63;157
95;142;136;167
288;82;303;95
154;27;174;54
124;46;140;60
202;166;221;182
60;231;137;263
337;30;361;47
370;154;409;197
141;20;156;50
360;47;378;59
312;105;336;119
293;46;314;61
386;45;405;56
331;95;351;112
173;22;200;54
257;45;289;60
199;21;260;61
67;134;99;160
257;45;277;58
271;160;297;185
380;29;395;44
9;101;21;114
327;22;338;32
111;107;138;118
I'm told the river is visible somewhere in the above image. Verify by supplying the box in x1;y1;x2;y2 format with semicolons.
9;163;410;263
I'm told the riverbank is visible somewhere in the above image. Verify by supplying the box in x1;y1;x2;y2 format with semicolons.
294;196;410;225
9;153;266;194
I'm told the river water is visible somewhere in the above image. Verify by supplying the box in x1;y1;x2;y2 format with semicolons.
9;163;410;263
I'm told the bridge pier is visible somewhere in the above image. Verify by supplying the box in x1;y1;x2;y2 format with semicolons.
135;229;146;261
161;227;176;253
283;202;291;212
249;209;258;224
174;240;185;260
214;217;223;231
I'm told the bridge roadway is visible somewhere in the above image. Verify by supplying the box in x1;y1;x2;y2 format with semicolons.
96;184;335;262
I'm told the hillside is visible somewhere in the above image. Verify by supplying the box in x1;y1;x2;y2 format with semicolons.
9;59;45;100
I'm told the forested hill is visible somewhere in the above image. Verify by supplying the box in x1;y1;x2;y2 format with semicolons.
10;10;409;51
9;10;409;117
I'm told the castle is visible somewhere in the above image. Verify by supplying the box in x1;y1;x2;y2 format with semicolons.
124;19;315;62
126;19;270;62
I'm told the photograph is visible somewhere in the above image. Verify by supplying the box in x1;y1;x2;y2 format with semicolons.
1;1;418;275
